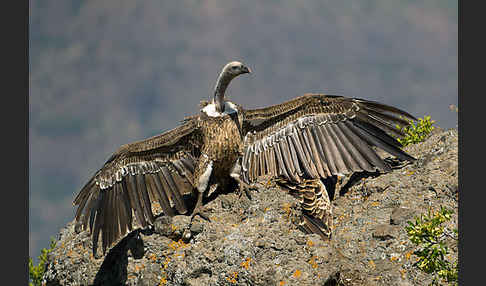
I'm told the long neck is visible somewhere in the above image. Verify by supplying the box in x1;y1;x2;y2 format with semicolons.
213;70;235;113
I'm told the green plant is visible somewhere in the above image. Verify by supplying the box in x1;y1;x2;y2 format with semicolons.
29;237;57;286
396;115;435;147
405;206;458;285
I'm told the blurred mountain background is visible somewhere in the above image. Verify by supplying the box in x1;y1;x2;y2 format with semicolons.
29;0;457;262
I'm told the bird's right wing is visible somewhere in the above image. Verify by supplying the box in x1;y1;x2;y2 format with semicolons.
73;115;202;255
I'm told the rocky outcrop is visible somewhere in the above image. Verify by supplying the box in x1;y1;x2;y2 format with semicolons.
43;127;458;285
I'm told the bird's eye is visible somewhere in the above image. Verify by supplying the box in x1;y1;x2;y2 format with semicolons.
232;66;239;70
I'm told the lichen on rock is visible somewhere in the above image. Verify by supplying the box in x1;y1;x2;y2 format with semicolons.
43;127;458;286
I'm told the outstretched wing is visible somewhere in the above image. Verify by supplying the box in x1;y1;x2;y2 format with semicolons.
73;115;202;255
240;93;416;239
240;93;416;184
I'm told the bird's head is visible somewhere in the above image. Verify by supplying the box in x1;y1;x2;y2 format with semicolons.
223;61;252;77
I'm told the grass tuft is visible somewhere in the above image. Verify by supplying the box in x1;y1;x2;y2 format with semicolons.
29;237;57;286
396;116;435;147
405;206;458;285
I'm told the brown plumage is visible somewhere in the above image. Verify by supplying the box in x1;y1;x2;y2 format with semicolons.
73;61;416;256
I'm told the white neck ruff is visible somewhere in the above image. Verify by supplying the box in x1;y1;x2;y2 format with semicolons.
202;101;238;117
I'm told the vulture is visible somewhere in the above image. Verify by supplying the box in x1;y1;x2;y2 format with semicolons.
73;61;416;256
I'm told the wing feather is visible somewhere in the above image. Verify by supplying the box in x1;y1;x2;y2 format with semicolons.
328;124;362;172
259;146;266;176
101;189;110;254
314;125;339;175
339;121;386;171
136;174;155;223
160;166;188;214
114;184;128;237
304;127;326;178
321;124;348;175
309;125;331;177
290;129;315;178
286;136;303;178
279;140;298;181
120;179;133;232
355;98;417;121
126;175;147;229
253;148;261;180
297;125;319;178
74;180;95;221
267;148;277;178
274;141;291;181
148;173;175;217
91;195;103;255
355;111;404;138
350;120;414;161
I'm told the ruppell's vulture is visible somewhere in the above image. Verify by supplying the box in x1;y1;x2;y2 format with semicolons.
73;61;416;256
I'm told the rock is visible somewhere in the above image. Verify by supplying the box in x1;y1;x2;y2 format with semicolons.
153;215;191;241
43;128;457;286
372;224;399;241
390;207;416;226
189;220;204;235
171;215;192;238
153;215;173;236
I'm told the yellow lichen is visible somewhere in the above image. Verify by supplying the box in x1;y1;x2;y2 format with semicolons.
308;256;318;269
368;260;376;270
281;203;292;220
292;269;302;278
162;257;171;269
134;264;143;272
225;272;238;284
168;241;178;250
177;239;189;248
240;258;252;270
158;276;167;285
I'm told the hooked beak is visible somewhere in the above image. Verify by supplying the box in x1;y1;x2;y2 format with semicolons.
242;65;252;74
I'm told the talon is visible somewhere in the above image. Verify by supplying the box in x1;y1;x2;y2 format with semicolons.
191;207;211;222
236;180;259;200
191;191;211;222
239;184;253;200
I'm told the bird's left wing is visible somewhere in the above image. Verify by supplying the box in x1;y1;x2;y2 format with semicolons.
240;93;416;239
240;93;416;184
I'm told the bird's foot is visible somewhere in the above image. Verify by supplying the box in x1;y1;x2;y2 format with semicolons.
236;180;260;200
190;205;211;222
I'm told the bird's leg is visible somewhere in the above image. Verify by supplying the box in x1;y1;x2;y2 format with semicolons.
192;158;213;222
191;190;210;222
234;177;254;200
229;161;259;200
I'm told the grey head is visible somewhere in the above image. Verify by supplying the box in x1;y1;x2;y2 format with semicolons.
213;61;251;113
